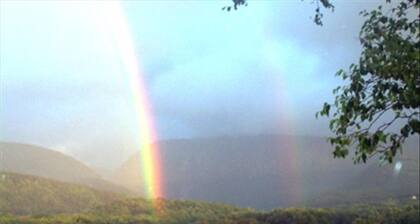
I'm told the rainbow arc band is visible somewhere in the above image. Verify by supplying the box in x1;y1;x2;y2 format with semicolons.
97;1;164;201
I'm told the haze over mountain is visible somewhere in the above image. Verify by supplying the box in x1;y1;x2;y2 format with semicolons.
0;0;418;223
1;136;417;210
0;142;130;194
113;135;419;210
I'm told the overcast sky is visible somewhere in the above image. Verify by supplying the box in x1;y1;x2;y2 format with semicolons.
0;0;382;167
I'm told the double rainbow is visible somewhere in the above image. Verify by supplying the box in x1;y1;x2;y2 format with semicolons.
91;0;304;206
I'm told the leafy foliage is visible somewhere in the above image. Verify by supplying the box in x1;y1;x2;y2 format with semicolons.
313;0;334;26
226;1;418;164
223;0;334;25
222;0;247;12
317;0;420;163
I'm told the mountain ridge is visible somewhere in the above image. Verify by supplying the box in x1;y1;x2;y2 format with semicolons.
0;142;130;194
113;135;419;209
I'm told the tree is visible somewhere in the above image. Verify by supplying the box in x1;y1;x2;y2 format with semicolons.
317;0;419;163
228;0;420;163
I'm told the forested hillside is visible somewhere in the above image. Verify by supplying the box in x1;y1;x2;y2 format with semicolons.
0;142;130;194
0;197;418;224
0;172;122;215
0;170;418;223
1;138;418;211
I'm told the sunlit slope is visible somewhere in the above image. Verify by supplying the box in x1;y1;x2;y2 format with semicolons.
0;142;129;194
0;172;122;215
115;135;419;209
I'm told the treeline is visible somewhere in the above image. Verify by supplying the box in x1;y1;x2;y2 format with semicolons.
1;172;418;223
0;199;418;224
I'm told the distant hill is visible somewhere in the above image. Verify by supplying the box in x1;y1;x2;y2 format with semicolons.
308;154;419;207
0;142;130;194
113;135;419;209
0;172;122;215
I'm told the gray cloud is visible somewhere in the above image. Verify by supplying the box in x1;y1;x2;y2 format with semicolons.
0;0;384;167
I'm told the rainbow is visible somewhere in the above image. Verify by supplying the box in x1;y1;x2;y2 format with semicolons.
278;96;304;203
272;75;303;204
90;0;303;207
93;1;164;200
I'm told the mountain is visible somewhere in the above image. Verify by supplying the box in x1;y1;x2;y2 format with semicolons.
114;135;419;209
0;167;418;223
0;172;122;215
0;142;129;194
308;151;419;207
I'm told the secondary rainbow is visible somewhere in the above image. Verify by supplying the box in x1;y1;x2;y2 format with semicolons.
94;1;164;200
